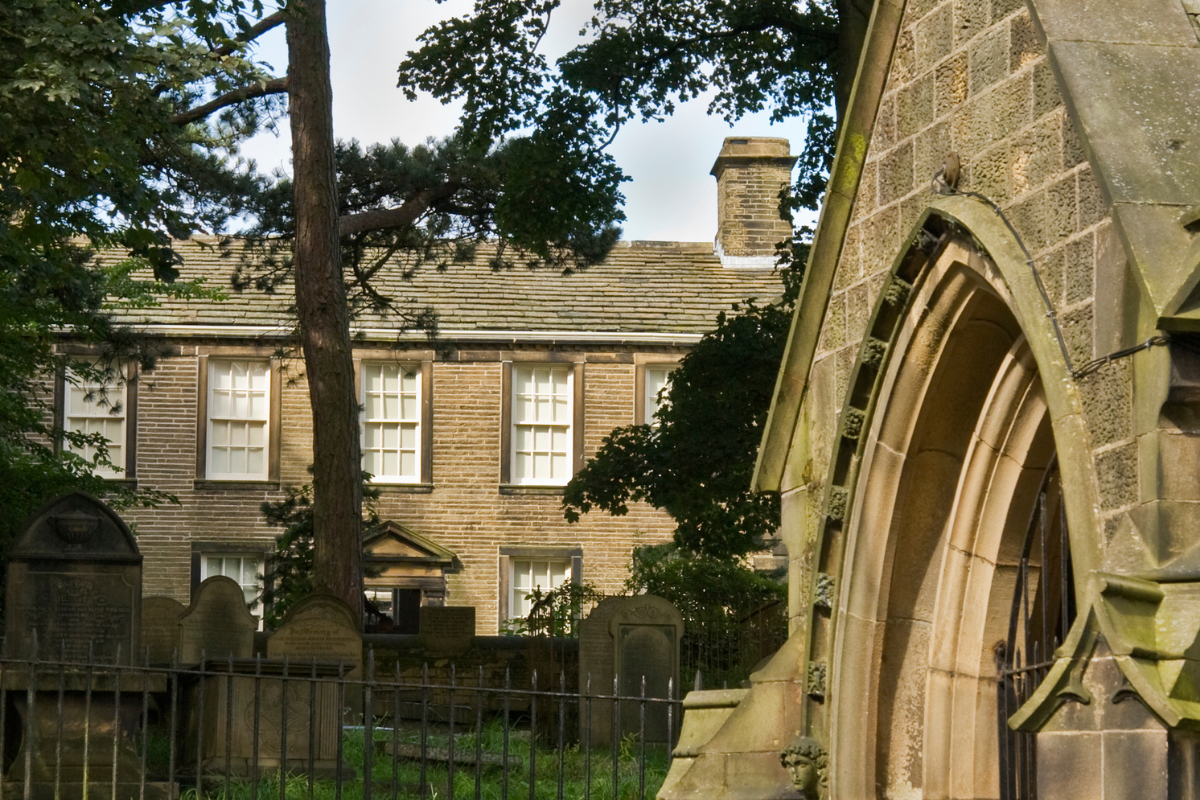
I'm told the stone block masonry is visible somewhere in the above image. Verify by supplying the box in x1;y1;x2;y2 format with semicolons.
815;0;1124;526
711;137;797;263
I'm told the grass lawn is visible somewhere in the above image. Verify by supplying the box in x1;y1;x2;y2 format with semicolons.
183;721;670;800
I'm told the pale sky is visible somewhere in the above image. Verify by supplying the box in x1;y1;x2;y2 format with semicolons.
238;0;812;243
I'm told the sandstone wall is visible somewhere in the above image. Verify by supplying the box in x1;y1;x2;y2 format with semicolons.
123;345;680;633
791;0;1129;533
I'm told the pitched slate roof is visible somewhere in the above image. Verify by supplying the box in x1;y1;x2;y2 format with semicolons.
110;238;784;338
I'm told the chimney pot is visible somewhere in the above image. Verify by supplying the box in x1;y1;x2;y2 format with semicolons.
710;137;797;267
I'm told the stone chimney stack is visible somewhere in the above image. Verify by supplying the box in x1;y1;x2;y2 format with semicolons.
710;137;797;267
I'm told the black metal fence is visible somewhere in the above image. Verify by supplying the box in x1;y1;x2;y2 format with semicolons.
679;600;788;690
0;645;682;800
519;587;789;691
996;463;1074;800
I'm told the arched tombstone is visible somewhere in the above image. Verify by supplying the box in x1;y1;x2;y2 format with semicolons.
579;595;684;745
177;575;256;662
610;595;685;742
5;492;142;664
1;493;172;796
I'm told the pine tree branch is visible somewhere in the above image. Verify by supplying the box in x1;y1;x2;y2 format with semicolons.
337;182;461;237
213;11;287;57
170;77;290;125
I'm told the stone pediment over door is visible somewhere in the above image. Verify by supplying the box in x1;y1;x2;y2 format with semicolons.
364;521;456;565
363;521;457;608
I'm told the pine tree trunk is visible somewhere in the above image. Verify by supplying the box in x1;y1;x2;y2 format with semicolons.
286;0;364;622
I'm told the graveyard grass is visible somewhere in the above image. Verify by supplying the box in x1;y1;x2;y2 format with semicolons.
171;721;669;800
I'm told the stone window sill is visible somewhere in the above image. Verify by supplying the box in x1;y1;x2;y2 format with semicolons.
498;484;566;496
193;480;281;491
372;483;435;494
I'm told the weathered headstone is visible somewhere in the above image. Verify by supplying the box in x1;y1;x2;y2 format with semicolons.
142;596;186;664
268;593;363;672
184;594;362;779
5;492;142;664
578;595;684;745
417;605;475;652
183;658;347;779
611;595;684;741
2;493;170;799
177;575;256;662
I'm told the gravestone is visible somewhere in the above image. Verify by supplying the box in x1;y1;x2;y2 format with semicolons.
2;493;170;798
611;595;684;742
142;596;186;664
268;592;363;719
5;492;142;664
578;595;684;745
268;593;363;672
184;594;362;779
177;575;257;662
417;605;475;653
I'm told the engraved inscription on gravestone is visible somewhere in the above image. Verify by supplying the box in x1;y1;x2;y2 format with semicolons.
418;605;475;651
268;593;362;668
5;492;141;664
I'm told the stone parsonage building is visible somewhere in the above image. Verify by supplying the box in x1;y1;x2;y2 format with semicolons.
657;0;1200;799
60;139;790;635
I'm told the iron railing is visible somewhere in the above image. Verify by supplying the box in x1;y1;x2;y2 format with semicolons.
0;643;682;800
997;463;1074;800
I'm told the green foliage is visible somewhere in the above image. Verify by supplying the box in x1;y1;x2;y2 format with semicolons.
625;543;784;620
401;0;843;210
503;580;607;637
0;0;276;550
235;129;627;325
260;474;382;628
166;724;668;800
626;542;787;687
563;258;803;559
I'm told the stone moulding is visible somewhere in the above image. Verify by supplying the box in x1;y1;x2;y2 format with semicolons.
825;486;849;522
1009;569;1200;733
840;407;865;441
813;573;835;611
806;662;827;700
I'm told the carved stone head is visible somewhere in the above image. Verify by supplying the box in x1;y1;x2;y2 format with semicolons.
780;735;827;799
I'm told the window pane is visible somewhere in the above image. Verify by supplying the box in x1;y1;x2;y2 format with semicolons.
208;361;270;478
382;425;399;450
210;446;229;475
361;363;421;482
644;366;675;426
364;424;380;449
515;396;533;423
508;558;573;620
550;453;568;479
